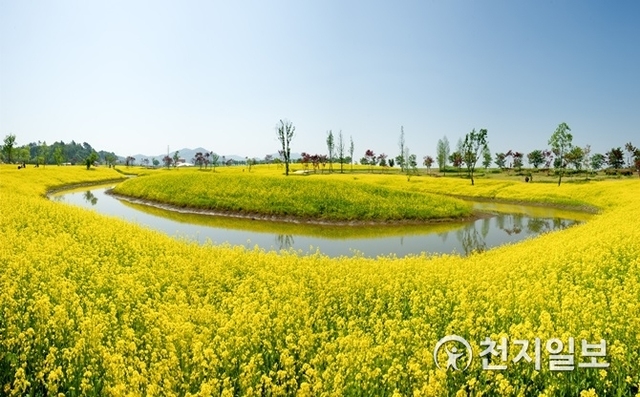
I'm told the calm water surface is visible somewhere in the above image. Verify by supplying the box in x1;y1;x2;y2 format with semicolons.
51;184;592;258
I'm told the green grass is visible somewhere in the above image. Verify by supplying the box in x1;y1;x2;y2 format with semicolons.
112;170;473;222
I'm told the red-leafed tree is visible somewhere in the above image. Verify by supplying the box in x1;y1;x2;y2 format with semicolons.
365;150;376;173
423;155;434;174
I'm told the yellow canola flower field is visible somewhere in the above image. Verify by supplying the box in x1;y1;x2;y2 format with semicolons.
1;165;639;396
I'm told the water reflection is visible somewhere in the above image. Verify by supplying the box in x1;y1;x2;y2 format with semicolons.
51;185;591;258
453;214;579;255
527;218;549;234
438;231;449;243
275;234;295;250
502;213;524;235
456;226;487;255
480;217;490;239
83;190;98;206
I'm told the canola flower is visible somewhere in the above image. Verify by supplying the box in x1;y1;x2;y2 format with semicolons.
0;165;639;396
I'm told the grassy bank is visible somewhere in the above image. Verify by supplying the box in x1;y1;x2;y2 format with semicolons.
112;170;473;222
356;173;609;212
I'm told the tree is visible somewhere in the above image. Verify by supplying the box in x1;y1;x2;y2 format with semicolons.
634;149;640;178
404;148;417;181
349;136;354;172
2;134;16;163
152;158;160;167
85;151;99;170
300;152;311;171
527;150;545;169
423;155;434;174
566;146;585;172
606;147;624;170
388;158;395;168
461;128;488;185
163;155;173;168
364;150;376;173
482;146;492;170
337;130;345;173
408;153;417;172
246;157;256;172
125;156;136;167
394;154;404;172
326;130;334;173
591;153;605;172
515;152;524;171
398;126;406;172
210;152;219;172
276;119;295;176
548;122;573;186
582;145;592;174
541;151;552;170
507;151;523;171
172;151;180;168
449;151;463;174
17;147;30;164
318;155;328;173
377;153;388;169
38;141;48;167
195;152;205;169
436;136;450;174
394;154;403;172
264;154;273;166
494;152;507;171
625;142;636;168
53;146;65;166
308;153;318;170
103;154;117;168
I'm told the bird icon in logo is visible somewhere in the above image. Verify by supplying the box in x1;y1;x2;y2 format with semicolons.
433;335;473;371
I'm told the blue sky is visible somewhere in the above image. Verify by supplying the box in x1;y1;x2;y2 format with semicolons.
1;1;638;159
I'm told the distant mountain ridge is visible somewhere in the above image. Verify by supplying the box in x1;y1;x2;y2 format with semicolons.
121;148;301;164
122;148;245;164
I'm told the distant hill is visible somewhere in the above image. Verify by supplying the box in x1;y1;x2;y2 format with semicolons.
124;148;245;164
9;139;296;166
15;140;118;166
123;149;302;164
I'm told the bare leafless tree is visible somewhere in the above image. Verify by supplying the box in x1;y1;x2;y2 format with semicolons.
276;119;295;176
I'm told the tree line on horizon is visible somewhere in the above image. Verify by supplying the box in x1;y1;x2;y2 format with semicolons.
0;136;118;168
275;121;640;185
3;122;640;183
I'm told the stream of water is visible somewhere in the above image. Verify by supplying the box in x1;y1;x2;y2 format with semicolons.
51;184;592;258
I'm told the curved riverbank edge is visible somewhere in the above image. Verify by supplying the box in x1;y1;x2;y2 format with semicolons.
44;178;128;197
444;194;601;214
105;188;494;226
45;178;597;226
